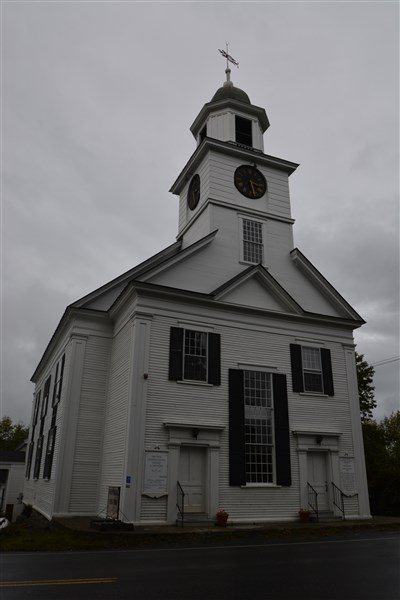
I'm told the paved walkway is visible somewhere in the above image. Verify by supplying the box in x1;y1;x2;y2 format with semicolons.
55;515;400;536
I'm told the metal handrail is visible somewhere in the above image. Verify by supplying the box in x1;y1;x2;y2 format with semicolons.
176;481;185;527
332;482;358;520
307;482;319;521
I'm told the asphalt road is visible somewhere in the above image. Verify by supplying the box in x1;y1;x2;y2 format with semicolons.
1;530;399;600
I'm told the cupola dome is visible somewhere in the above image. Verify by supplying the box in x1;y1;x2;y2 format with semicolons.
211;80;251;105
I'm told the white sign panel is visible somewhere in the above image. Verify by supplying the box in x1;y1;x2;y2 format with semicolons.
340;457;356;494
143;451;168;497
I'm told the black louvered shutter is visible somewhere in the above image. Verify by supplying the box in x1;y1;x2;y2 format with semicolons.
208;333;221;385
321;348;334;396
273;373;291;486
169;327;184;380
290;344;304;393
229;369;246;486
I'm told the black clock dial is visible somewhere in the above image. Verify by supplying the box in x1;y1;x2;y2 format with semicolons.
234;165;266;199
187;174;201;210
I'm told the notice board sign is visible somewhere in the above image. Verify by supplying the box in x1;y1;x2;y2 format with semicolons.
143;451;168;497
340;457;356;494
106;486;120;520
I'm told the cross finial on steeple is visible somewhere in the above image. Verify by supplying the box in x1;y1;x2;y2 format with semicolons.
218;43;239;83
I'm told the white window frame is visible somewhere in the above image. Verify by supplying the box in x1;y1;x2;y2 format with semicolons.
243;369;276;486
301;346;324;394
238;215;265;265
182;328;208;383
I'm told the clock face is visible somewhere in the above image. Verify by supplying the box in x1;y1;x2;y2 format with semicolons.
187;174;200;210
234;165;266;199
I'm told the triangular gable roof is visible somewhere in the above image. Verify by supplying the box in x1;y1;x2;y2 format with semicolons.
212;264;304;314
290;248;365;323
73;230;218;310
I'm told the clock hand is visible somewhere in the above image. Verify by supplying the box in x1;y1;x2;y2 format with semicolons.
249;180;256;196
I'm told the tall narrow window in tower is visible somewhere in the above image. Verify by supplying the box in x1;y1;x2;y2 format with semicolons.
184;329;207;381
235;116;252;146
244;371;274;483
243;219;263;263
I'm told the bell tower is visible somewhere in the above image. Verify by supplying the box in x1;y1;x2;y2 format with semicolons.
169;56;299;278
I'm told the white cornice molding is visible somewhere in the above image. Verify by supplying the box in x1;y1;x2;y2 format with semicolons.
178;198;295;240
139;229;218;282
290;248;365;323
213;265;304;315
190;98;269;137
72;240;181;309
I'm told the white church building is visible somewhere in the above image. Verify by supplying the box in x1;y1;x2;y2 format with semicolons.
24;68;371;525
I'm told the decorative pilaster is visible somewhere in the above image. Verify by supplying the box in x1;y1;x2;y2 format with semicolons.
343;345;371;518
53;335;87;515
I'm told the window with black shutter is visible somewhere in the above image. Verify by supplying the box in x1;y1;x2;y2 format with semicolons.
229;369;291;487
43;427;57;479
41;376;51;418
33;435;44;479
290;344;334;396
169;327;221;385
33;391;41;427
52;354;65;406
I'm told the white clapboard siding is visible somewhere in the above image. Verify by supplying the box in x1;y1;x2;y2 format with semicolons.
178;155;210;235
69;336;111;513
208;152;292;219
98;322;132;513
140;301;357;522
23;342;72;519
150;206;344;318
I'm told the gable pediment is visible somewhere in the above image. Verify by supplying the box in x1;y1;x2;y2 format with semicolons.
212;265;304;315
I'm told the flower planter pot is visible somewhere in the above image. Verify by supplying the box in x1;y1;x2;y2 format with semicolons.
216;514;228;527
299;512;311;523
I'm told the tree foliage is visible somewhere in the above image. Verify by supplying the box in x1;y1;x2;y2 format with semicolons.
0;416;29;451
363;411;400;516
356;352;376;422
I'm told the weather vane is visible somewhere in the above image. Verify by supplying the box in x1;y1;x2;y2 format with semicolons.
218;43;239;71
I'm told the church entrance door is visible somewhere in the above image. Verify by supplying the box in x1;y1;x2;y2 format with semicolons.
178;446;206;513
307;452;330;511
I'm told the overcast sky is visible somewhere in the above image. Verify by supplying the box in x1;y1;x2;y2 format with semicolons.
2;1;399;426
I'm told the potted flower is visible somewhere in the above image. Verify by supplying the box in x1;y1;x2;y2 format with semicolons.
216;508;229;527
298;508;311;523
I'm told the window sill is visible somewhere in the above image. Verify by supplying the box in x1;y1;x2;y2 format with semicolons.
241;484;281;488
239;260;264;267
299;392;329;398
176;380;213;388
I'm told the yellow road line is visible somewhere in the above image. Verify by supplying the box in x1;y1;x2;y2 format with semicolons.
0;577;117;588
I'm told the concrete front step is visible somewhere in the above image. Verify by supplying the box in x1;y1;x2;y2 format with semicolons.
316;511;344;523
176;513;215;527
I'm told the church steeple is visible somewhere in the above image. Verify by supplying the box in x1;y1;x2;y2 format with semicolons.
190;72;269;152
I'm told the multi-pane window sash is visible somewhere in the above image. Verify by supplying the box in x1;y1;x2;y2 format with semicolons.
302;347;323;393
243;219;263;264
184;330;207;381
244;370;274;484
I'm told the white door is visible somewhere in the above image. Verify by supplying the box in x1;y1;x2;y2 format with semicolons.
307;452;330;511
178;447;206;513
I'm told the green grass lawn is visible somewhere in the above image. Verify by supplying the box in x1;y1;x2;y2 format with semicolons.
2;519;399;552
